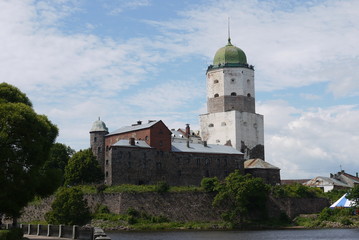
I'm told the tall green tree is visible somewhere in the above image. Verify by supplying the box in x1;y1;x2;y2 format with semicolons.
64;149;103;186
46;143;75;172
45;187;91;225
213;171;269;226
346;185;359;207
0;83;58;221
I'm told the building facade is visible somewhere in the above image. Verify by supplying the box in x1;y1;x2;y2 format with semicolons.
90;120;244;186
200;38;264;160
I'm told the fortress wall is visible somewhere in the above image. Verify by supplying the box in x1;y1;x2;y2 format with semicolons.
19;192;329;223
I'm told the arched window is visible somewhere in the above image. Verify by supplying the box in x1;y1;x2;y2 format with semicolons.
247;93;251;97
208;123;214;127
214;79;219;84
231;92;237;96
231;78;235;83
214;93;219;98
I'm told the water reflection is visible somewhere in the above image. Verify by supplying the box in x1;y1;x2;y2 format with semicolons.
107;228;359;240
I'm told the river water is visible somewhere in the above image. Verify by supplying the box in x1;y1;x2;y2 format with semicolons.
107;229;359;240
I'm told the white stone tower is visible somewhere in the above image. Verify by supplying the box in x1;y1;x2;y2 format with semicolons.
200;38;264;160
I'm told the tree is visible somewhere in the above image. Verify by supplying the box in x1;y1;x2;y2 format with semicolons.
64;149;103;186
45;143;75;172
45;187;91;225
201;177;219;192
213;170;269;226
0;83;58;222
346;185;359;207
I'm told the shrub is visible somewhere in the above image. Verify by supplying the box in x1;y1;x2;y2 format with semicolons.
0;228;23;240
201;177;218;192
154;181;170;193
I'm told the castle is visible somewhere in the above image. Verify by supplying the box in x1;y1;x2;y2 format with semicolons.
90;37;280;186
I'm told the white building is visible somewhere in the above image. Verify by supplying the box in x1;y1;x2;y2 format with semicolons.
200;38;264;160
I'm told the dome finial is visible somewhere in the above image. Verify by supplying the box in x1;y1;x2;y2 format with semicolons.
227;17;231;45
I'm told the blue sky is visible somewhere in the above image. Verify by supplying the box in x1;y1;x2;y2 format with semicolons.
2;0;359;179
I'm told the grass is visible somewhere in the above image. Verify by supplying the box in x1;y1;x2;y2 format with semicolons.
74;184;202;194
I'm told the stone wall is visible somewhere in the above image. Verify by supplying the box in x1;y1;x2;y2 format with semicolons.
19;192;329;223
108;147;243;186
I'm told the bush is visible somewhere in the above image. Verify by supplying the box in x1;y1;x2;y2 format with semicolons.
201;177;218;192
45;187;91;225
155;181;170;193
95;204;110;214
0;228;23;240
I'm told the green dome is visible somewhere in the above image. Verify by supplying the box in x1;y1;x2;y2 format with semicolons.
213;39;247;66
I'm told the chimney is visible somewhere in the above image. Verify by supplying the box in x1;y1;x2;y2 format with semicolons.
186;138;190;148
203;141;207;147
129;138;135;146
356;172;358;178
185;124;190;138
137;121;142;125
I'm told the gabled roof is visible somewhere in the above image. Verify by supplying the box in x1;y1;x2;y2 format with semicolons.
342;172;359;183
304;176;350;188
172;142;243;155
107;120;161;136
112;139;151;148
244;158;280;169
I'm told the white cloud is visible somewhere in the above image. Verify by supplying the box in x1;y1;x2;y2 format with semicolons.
264;103;359;179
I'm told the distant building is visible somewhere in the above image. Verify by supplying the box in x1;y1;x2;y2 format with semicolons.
244;158;280;185
303;170;359;192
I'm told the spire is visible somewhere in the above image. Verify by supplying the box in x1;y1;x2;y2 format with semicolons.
227;17;231;45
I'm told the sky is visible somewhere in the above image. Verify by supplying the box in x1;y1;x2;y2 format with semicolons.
2;0;359;179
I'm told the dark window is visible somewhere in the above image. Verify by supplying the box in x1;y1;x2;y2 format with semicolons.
97;147;101;153
247;93;251;97
231;92;237;96
214;93;219;97
208;123;214;127
214;79;219;84
196;159;200;167
105;171;108;177
94;137;97;142
105;160;109;165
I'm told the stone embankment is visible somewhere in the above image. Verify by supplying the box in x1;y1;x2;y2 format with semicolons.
20;192;329;223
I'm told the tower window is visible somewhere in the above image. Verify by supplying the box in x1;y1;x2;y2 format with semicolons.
247;93;251;97
94;137;97;142
214;93;219;98
247;79;250;83
231;92;237;96
208;123;214;127
231;78;235;83
214;79;219;84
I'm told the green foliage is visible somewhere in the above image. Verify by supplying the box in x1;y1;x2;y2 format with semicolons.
95;204;110;214
201;177;219;192
347;185;359;207
271;183;323;198
322;189;347;203
64;149;103;186
154;181;170;193
45;187;91;225
213;170;269;226
0;228;23;240
295;207;356;228
45;143;75;171
0;83;58;218
0;82;32;106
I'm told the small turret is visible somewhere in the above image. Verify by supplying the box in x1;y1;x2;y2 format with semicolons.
90;117;108;171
